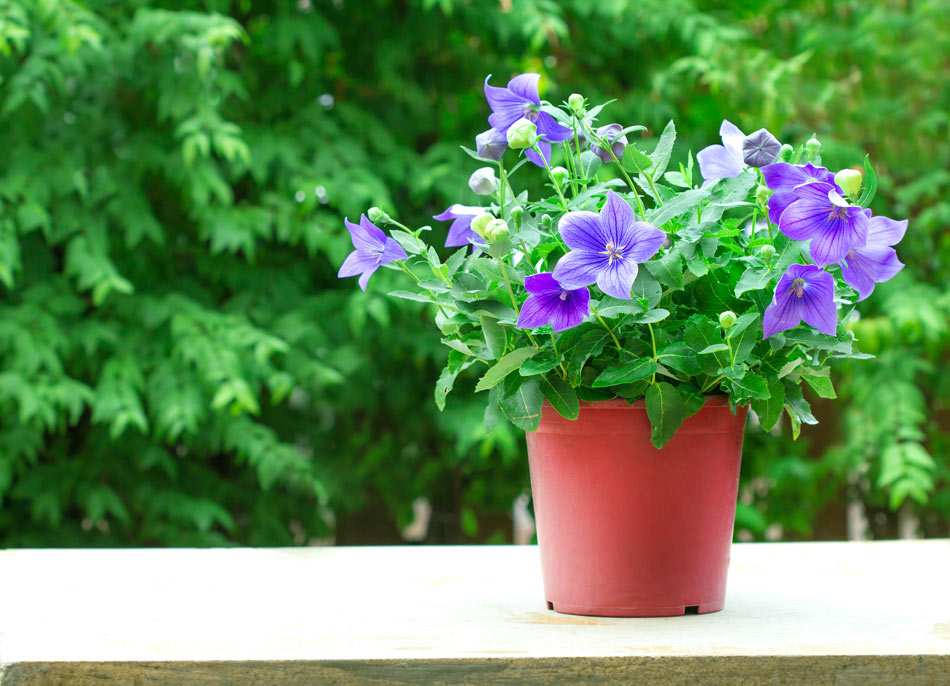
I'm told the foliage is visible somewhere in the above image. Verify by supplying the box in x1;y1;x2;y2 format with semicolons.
0;0;947;545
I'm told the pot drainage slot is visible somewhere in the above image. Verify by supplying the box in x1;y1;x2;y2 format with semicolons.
546;601;554;610
684;605;699;615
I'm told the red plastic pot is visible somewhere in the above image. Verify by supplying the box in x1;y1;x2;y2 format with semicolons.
525;395;748;617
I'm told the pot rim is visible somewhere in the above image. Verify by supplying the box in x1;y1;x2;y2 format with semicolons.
544;393;732;411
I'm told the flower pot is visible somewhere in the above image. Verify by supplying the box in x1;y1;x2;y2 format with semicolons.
525;396;748;617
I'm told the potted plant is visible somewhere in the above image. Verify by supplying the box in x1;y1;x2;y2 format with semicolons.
336;74;907;616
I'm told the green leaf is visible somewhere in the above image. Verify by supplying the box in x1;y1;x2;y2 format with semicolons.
699;343;730;354
566;331;609;385
388;290;432;303
734;268;773;297
540;375;579;420
857;155;877;208
481;316;506;359
645;247;684;290
803;374;837;399
685;317;728;374
728;372;770;403
648;189;709;227
520;356;559;376
752;377;785;432
622;144;654;172
390;229;425;255
649;120;677;176
593;358;658;387
645;381;686;449
631;308;669;324
499;378;543;431
474;347;539;392
657;343;701;376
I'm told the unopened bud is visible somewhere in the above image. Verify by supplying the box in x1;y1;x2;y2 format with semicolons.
485;218;509;243
367;207;391;224
834;168;863;199
778;143;794;162
468;167;498;196
805;137;822;162
510;206;524;230
475;128;507;161
591;123;627;163
719;311;737;329
755;184;770;207
551;166;570;187
506;118;537;150
760;244;776;262
470;213;494;238
742;129;781;167
568;93;585;115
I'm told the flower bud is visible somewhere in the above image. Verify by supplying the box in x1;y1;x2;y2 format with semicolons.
475;128;507;161
742;128;781;167
834;169;863;199
719;311;737;329
468;167;498;196
568;93;585;115
591;123;627;163
805;137;822;162
367;207;391;224
470;212;495;239
506;118;537;150
551;166;570;187
778;143;794;162
485;218;509;243
569;128;588;151
510;206;524;230
760;244;776;262
755;184;770;207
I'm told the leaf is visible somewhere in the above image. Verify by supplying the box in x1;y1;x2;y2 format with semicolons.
649;120;676;176
622;144;654;172
390;229;425;255
566;330;609;385
456;299;518;321
752;377;785;432
474;347;539;392
857;155;877;208
657;343;701;376
540;375;579;420
593;358;658;387
685;317;728;374
632;269;662;308
735;268;773;297
499;378;543;431
520;356;559;376
435;362;464;411
645;247;684;290
648;189;709;227
481;316;506;359
728;373;770;403
645;381;686;449
388;290;432;303
699;343;730;354
803;374;837;399
630;308;669;324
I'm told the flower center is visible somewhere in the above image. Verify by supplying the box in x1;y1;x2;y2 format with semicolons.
827;206;849;221
787;277;806;298
523;108;539;123
559;290;569;301
599;240;626;264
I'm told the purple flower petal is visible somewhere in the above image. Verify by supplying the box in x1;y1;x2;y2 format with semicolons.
551;290;590;332
357;264;380;292
536;111;573;143
600;190;636;246
359;215;387;244
763;288;804;339
524;272;563;296
524;140;551;168
381;236;408;263
344;215;384;252
697;144;743;186
338;250;380;279
517;274;590;332
558;211;605;252
778;182;868;266
475;128;508;161
720;120;745;159
506;73;540;104
484;76;527;132
517;292;559;329
761;162;837;192
841;245;904;301
798;269;837;336
621;222;665;263
767;189;799;225
595;258;639;300
552;249;606;289
763;264;837;338
866;215;908;247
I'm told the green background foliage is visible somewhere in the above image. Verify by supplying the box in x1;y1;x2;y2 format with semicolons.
0;0;947;546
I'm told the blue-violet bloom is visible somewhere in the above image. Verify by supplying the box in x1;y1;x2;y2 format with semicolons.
761;162;839;224
433;204;485;248
338;215;408;291
553;190;665;300
697;120;746;186
778;182;868;266
590;123;627;163
763;264;837;339
840;211;906;301
742;128;782;167
475;127;507;161
517;272;590;332
484;73;572;168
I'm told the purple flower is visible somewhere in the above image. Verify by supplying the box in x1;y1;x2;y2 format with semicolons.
590;123;627;163
552;190;665;300
484;73;572;168
761;162;839;224
517;273;590;332
433;204;485;248
475;128;507;161
778;182;869;266
763;264;837;339
840;211;906;301
742;128;781;167
697;120;745;186
337;215;408;291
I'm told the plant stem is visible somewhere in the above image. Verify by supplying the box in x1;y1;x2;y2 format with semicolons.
648;322;658;383
496;256;539;349
550;332;569;380
580;120;647;219
534;142;569;211
592;305;623;356
643;168;663;207
497;160;508;219
398;260;449;319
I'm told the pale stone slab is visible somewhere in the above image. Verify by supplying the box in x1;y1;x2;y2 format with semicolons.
1;541;949;684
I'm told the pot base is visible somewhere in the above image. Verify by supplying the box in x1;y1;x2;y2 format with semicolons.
546;599;724;618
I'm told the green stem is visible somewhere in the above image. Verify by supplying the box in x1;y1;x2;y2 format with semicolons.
550;332;569;380
643;169;663;207
581;120;647;219
398;260;449;319
592;305;623;356
497;160;508;219
648;322;658;383
534;142;569;211
497;256;539;349
572;118;587;191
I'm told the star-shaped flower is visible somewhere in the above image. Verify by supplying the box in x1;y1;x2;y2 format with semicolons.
337;215;407;291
